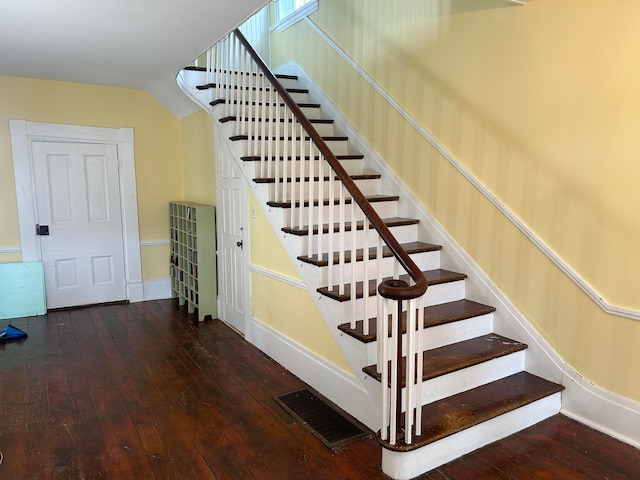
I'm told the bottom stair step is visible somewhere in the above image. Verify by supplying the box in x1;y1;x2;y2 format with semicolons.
381;371;564;451
380;372;564;479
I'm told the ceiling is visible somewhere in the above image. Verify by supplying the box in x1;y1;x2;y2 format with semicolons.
0;0;269;118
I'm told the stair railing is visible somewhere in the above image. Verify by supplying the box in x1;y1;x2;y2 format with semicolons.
199;28;428;446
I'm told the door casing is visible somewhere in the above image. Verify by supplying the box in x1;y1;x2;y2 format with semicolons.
10;120;144;304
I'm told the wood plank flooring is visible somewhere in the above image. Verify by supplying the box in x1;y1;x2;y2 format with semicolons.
0;299;638;479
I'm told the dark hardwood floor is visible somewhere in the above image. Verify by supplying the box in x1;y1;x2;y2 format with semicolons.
0;299;637;479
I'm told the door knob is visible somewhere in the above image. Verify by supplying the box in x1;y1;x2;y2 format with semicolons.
236;240;243;248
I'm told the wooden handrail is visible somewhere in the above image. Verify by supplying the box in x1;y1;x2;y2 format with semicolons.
233;28;427;301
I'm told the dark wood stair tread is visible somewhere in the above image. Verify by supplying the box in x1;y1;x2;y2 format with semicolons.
318;268;465;302
198;83;307;93
255;173;380;186
381;372;564;451
220;116;332;125
241;153;364;161
230;134;348;142
282;216;413;236
338;299;496;343
362;333;527;386
210;99;321;108
185;67;295;80
301;241;441;268
267;194;399;209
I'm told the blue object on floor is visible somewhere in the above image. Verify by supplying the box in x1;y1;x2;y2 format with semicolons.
0;325;27;341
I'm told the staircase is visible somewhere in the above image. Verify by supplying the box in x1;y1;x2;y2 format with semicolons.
178;29;564;480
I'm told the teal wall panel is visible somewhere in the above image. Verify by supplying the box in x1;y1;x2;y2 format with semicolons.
0;262;46;319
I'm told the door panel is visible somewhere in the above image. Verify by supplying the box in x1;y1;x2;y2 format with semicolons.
217;140;246;333
32;141;126;309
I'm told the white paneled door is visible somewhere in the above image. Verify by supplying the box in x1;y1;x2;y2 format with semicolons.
32;141;127;309
217;140;247;334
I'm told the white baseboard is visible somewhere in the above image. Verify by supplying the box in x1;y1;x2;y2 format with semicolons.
248;316;380;430
562;371;640;449
142;279;172;301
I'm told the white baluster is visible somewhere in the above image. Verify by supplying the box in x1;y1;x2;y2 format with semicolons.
289;114;297;229
389;297;399;445
350;199;357;328
414;294;424;437
326;165;335;289
316;154;325;267
297;123;305;231
338;182;346;296
380;294;389;442
307;140;315;258
260;72;267;178
405;298;416;444
362;216;370;336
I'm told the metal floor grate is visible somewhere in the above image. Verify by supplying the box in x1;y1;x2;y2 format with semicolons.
275;388;369;448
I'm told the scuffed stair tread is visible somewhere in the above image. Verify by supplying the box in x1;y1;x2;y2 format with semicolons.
301;241;441;267
283;216;416;236
318;268;465;301
381;372;564;451
362;333;527;386
338;299;496;343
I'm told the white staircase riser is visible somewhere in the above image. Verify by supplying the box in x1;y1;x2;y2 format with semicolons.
205;73;299;89
294;222;418;253
381;393;563;480
278;199;399;226
234;138;350;157
399;350;526;409
217;103;323;119
220;119;335;137
288;224;419;259
225;89;309;104
333;280;466;323
266;177;380;201
315;250;441;287
247;158;365;179
361;313;494;366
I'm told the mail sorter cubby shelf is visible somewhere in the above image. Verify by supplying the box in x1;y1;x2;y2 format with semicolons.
169;202;216;322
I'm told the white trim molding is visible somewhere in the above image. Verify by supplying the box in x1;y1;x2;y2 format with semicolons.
143;279;172;301
249;264;306;289
9;120;144;303
272;0;318;33
248;315;378;429
0;247;22;254
140;240;170;247
302;17;639;323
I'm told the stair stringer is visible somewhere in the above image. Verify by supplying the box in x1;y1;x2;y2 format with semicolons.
177;68;384;430
275;62;566;386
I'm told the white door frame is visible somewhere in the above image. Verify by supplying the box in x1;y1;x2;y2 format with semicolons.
214;128;251;340
10;120;144;303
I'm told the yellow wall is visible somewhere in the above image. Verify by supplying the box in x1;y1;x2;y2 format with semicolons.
248;191;352;373
271;0;640;401
180;110;216;205
0;75;183;280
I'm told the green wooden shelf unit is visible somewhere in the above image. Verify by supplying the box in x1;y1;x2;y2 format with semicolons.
169;202;217;322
